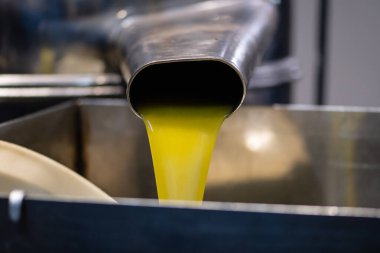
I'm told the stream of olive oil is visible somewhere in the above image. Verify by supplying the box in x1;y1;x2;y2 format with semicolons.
140;106;230;203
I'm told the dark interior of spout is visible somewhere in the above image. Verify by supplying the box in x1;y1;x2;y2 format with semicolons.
129;60;244;114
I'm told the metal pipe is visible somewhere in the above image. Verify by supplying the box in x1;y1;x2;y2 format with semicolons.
0;0;277;116
114;0;277;117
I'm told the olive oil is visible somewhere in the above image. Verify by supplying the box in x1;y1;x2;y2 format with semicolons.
140;106;230;202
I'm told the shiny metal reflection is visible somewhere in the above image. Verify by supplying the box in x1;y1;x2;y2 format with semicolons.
116;0;277;116
0;74;124;99
209;108;309;183
206;107;313;204
0;74;121;87
1;99;380;209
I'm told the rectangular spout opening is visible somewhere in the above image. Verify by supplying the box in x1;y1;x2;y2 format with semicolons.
128;60;244;117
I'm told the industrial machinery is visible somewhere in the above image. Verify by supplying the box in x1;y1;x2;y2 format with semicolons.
0;0;379;252
0;99;379;252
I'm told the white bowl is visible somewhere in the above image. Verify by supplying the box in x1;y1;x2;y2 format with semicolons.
0;140;114;202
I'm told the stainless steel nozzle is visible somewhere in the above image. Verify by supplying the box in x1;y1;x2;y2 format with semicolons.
115;0;277;117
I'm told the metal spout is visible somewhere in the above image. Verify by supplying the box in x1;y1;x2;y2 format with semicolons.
114;0;277;116
0;0;277;114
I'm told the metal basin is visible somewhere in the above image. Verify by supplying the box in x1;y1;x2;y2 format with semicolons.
1;99;379;208
0;99;379;252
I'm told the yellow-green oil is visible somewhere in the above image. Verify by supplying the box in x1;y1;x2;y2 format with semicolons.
140;106;230;203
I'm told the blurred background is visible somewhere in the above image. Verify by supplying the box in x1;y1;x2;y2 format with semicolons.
0;0;379;111
293;0;380;107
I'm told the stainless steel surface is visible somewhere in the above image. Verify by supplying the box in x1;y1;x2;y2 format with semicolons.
0;103;79;170
79;100;156;197
0;74;121;87
0;86;123;98
208;105;380;207
1;99;380;209
1;98;380;252
118;0;277;116
0;74;124;99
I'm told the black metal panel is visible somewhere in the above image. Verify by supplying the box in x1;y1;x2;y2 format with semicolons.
248;0;294;105
0;197;379;253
